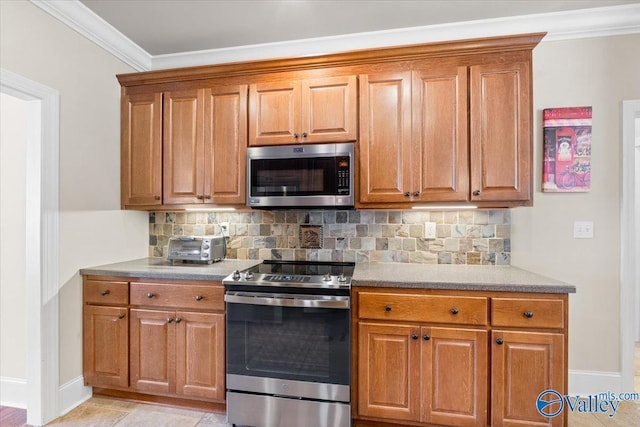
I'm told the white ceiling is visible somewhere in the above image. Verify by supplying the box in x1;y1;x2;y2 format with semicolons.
80;0;639;56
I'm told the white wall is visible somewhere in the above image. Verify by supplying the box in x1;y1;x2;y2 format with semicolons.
0;0;149;387
0;93;28;381
512;34;640;383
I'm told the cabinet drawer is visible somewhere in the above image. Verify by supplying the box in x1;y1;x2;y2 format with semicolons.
358;292;488;325
130;282;224;311
84;280;129;305
491;298;564;329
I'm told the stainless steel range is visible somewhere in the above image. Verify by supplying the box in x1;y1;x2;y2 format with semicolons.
223;260;354;427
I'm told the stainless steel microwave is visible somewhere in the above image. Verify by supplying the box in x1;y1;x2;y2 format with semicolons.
247;142;354;208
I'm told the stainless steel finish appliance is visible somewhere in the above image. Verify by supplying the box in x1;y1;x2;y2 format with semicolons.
166;235;226;264
223;261;355;427
246;142;354;208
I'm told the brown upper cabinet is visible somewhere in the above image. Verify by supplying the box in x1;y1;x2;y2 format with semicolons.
248;75;357;146
359;54;532;207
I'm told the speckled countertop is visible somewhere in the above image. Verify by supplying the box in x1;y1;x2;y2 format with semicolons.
79;258;260;282
80;258;575;293
353;263;575;293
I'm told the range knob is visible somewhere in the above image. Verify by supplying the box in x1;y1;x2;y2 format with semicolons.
245;271;254;280
232;270;241;280
338;273;346;283
323;272;332;282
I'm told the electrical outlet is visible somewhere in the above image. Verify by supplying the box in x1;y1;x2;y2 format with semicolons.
424;222;437;239
573;221;594;239
220;222;230;237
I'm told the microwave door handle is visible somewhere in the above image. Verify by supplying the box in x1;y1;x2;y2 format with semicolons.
224;292;349;309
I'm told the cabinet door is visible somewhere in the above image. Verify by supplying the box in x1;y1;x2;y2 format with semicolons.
358;322;420;421
421;327;487;426
175;311;225;401
203;85;247;204
130;309;176;395
359;72;412;203
121;92;162;207
492;330;564;427
163;89;204;204
412;66;469;202
83;305;128;388
249;81;301;146
302;75;357;143
470;61;532;202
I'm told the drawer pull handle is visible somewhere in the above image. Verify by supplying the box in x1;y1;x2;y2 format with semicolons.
195;295;204;301
117;313;125;319
100;290;110;296
524;311;534;318
147;292;155;299
411;334;419;340
175;317;182;323
423;334;430;341
450;307;459;315
167;318;174;323
496;338;504;345
384;304;392;312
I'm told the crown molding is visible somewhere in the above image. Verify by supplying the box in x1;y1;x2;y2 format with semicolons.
31;1;639;72
31;0;151;71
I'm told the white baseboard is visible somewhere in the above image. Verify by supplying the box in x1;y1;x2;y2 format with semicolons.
569;369;623;394
58;376;92;417
0;376;27;408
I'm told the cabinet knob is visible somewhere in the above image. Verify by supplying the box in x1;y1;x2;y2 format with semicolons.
302;132;308;138
147;292;155;298
404;192;410;197
413;191;420;197
175;317;182;323
117;313;125;319
473;190;481;196
384;304;392;312
195;295;204;301
293;133;299;139
496;338;504;345
204;195;211;200
450;307;459;315
411;334;419;340
196;195;204;200
167;318;174;323
423;334;430;341
524;311;534;318
100;290;110;296
154;195;161;201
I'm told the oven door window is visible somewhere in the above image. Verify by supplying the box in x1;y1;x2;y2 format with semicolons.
250;157;337;197
226;302;350;386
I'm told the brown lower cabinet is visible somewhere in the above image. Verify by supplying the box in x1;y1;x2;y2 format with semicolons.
353;287;568;427
83;276;225;404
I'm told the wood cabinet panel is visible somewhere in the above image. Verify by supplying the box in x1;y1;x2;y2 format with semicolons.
84;279;129;305
302;75;357;143
130;308;175;395
422;327;487;426
358;292;488;325
249;81;301;145
492;298;565;329
83;305;129;388
358;322;420;421
470;61;531;202
358;72;412;203
163;89;203;204
412;66;469;202
491;330;564;427
175;311;225;401
121;92;162;207
130;282;224;311
203;85;247;204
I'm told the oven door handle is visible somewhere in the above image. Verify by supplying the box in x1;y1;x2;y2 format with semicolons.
224;291;350;309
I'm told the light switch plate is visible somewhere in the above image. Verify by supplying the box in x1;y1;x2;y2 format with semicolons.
425;222;437;239
573;221;594;238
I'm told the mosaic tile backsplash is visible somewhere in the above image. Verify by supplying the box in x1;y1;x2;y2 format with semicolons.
149;209;511;265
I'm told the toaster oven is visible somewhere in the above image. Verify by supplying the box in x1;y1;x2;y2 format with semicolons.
167;236;226;264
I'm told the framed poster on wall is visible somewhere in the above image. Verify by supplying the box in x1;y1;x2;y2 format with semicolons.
542;106;592;192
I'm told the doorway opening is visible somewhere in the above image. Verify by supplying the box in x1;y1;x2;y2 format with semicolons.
0;69;60;426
